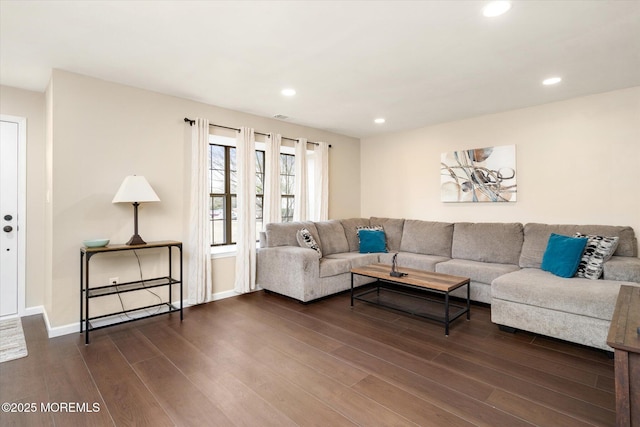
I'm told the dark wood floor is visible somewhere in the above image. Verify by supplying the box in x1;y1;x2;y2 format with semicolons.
0;287;616;426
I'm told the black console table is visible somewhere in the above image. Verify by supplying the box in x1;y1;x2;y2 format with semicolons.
80;240;183;344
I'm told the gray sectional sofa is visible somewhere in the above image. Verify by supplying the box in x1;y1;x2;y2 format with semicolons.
256;218;640;351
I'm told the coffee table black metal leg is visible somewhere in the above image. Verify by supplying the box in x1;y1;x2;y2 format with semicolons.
466;281;471;320
350;273;354;306
445;291;450;336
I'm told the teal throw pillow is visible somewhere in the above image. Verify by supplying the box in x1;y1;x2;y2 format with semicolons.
358;229;387;253
541;233;588;278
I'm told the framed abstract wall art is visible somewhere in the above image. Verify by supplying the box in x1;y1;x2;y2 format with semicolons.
441;144;517;202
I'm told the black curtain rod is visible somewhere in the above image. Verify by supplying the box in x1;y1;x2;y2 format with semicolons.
184;117;330;147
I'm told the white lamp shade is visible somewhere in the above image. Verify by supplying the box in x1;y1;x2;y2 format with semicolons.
112;175;160;203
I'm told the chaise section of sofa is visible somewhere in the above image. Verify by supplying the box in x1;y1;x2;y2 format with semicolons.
490;223;640;350
491;268;637;350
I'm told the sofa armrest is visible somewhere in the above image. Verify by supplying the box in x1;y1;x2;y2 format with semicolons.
256;246;320;286
603;256;640;283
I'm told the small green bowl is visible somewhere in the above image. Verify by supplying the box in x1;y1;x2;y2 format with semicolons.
83;239;109;248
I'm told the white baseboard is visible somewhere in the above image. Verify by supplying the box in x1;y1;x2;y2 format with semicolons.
23;305;44;317
211;289;241;302
23;288;243;339
48;320;80;338
31;306;79;338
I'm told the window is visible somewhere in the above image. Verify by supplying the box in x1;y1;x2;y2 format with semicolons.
208;134;305;246
209;135;265;246
280;153;295;222
256;148;265;232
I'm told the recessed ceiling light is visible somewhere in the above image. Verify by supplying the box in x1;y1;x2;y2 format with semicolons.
281;88;296;97
374;118;385;124
482;1;512;17
542;77;562;86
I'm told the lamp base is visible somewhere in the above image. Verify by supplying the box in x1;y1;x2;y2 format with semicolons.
126;234;147;246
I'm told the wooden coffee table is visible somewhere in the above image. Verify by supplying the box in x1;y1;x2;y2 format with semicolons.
351;263;470;336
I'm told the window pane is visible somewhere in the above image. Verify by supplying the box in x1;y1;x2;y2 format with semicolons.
286;176;295;195
256;151;265;195
280;153;295;196
281;196;294;222
281;153;295;174
230;148;237;193
230;195;237;243
280;175;295;195
256;195;263;221
256;195;263;235
210;145;225;193
212;195;225;245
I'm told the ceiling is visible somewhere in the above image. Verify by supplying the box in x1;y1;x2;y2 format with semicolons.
1;1;639;138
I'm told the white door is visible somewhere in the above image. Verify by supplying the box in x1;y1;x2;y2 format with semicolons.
0;117;24;317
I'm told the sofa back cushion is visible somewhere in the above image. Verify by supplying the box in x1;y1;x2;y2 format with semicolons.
400;220;454;257
315;220;350;256
452;222;524;265
520;223;638;268
370;217;405;252
340;218;371;252
265;221;319;248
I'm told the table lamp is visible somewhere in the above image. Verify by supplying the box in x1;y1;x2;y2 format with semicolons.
112;175;160;245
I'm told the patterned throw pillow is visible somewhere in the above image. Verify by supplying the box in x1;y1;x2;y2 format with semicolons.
296;228;322;257
574;233;619;280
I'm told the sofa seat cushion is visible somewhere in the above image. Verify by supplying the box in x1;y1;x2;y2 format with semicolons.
491;268;638;320
436;259;520;285
319;258;351;278
332;252;380;268
383;252;449;272
319;253;379;278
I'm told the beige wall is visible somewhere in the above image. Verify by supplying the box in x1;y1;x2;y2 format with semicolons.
44;70;360;327
361;87;640;240
0;85;47;310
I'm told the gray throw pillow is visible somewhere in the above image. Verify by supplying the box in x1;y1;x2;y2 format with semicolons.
574;232;619;279
297;228;322;257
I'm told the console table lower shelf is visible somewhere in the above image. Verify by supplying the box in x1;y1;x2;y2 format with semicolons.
80;241;183;344
351;263;470;336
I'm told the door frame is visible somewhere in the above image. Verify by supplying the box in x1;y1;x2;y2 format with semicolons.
1;114;26;318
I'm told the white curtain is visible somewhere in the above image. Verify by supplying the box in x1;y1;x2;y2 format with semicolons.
312;141;329;221
188;118;213;304
293;138;308;221
234;127;257;293
263;133;282;226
